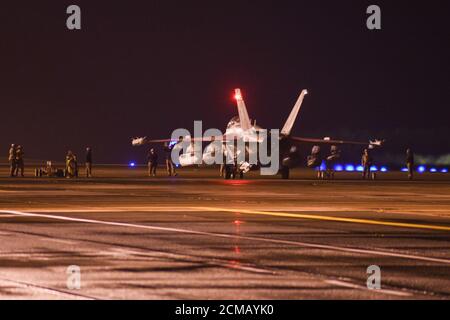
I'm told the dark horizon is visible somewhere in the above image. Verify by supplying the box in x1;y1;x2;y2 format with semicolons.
1;1;449;164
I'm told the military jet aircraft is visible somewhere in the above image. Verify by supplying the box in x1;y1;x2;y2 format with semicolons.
132;89;383;179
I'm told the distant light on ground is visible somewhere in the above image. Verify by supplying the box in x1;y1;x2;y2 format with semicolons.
315;161;326;171
380;166;388;172
345;164;355;172
441;168;448;173
356;165;364;172
334;165;344;172
401;167;408;172
319;161;326;171
370;165;378;172
129;162;136;167
430;168;437;173
417;165;426;173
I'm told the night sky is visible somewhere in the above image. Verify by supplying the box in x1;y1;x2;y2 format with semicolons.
1;1;449;164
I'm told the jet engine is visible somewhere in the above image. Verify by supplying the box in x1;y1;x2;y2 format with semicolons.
202;142;223;164
177;143;202;166
179;153;201;166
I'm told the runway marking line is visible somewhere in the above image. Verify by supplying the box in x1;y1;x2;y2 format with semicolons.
2;210;450;265
194;206;450;232
0;277;96;300
324;280;411;297
13;206;450;231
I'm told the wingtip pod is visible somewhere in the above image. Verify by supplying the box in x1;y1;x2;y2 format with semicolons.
132;137;147;146
368;139;385;149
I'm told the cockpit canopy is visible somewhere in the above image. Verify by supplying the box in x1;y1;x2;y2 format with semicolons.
226;116;263;131
226;116;241;129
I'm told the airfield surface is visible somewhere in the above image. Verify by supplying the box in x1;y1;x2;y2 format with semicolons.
0;166;449;299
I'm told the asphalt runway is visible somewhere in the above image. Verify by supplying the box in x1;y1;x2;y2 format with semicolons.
0;166;449;299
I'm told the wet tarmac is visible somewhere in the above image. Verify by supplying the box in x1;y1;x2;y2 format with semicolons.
0;166;449;299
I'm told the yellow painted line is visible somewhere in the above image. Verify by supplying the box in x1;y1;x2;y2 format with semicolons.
3;209;450;264
3;206;449;232
193;207;450;232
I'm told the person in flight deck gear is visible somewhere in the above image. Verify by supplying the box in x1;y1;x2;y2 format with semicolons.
85;147;93;178
147;148;158;177
8;144;16;177
65;150;76;178
361;148;373;180
325;145;340;180
163;142;177;176
307;145;322;179
406;148;414;180
219;143;226;177
74;153;79;177
14;145;25;177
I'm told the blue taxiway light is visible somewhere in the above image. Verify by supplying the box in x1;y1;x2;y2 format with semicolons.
315;161;326;171
334;165;344;172
356;165;364;172
441;168;448;173
401;167;408;172
380;167;388;172
129;162;136;167
417;165;426;173
168;140;177;147
430;168;437;173
345;164;355;172
370;165;378;172
319;161;326;171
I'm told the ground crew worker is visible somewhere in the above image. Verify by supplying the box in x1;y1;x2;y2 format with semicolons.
65;151;76;178
85;147;93;178
147;148;158;176
219;143;226;177
163;142;177;176
8;144;16;177
74;153;79;177
361;148;372;179
406;148;414;180
15;145;25;177
325;145;340;179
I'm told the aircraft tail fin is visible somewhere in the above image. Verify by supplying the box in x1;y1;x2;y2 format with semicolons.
234;88;252;131
281;89;308;136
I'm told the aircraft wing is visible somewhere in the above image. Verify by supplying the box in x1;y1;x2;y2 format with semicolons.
132;134;244;146
290;136;384;147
